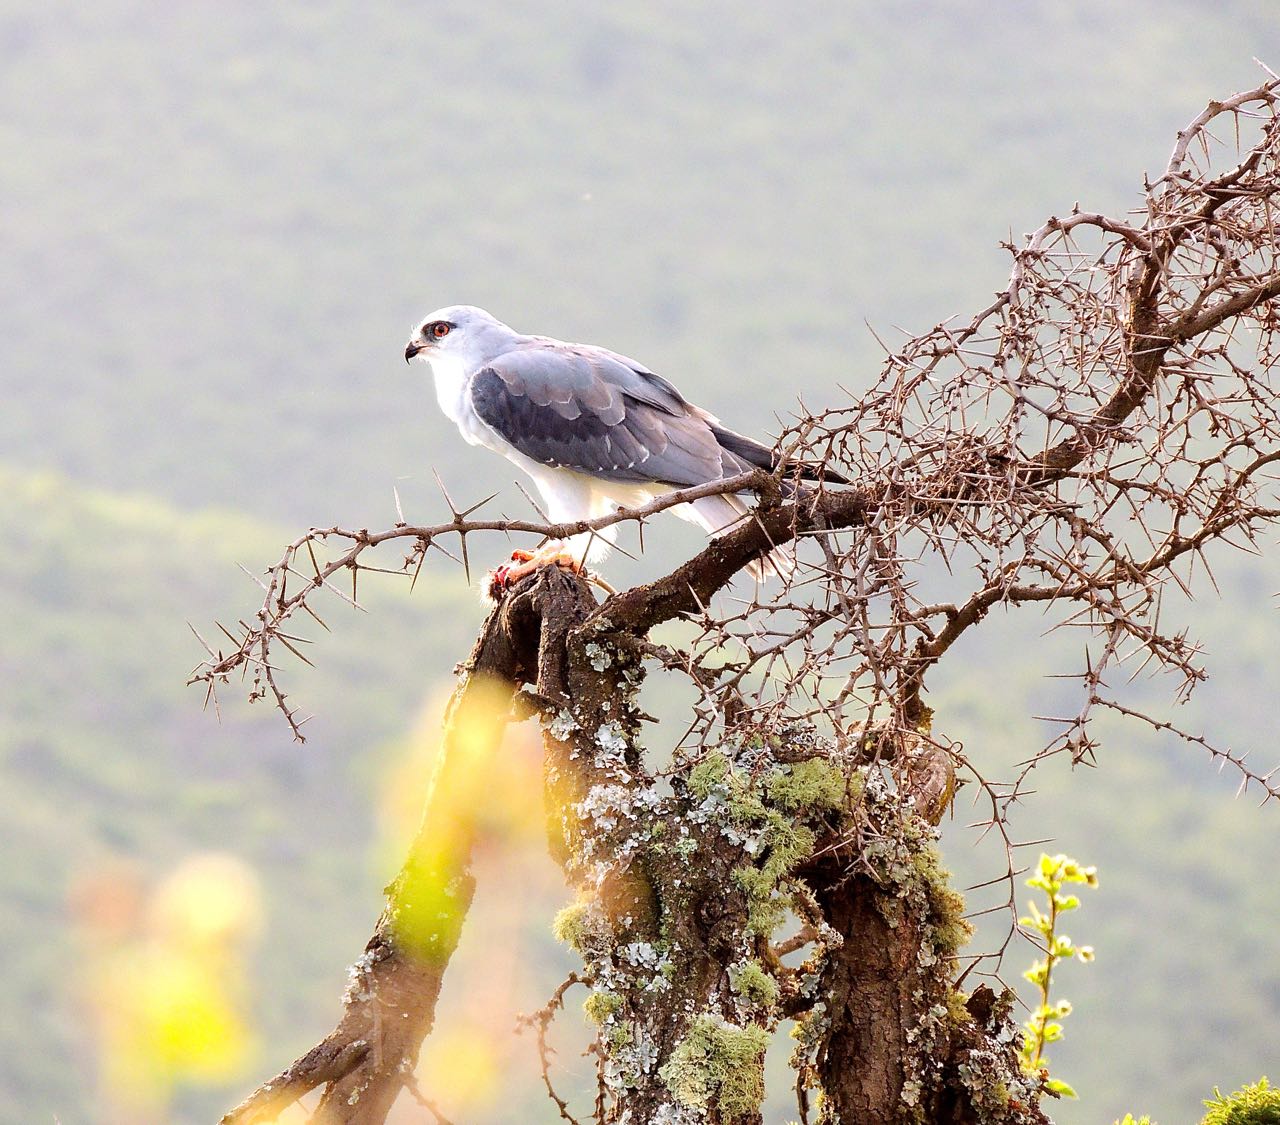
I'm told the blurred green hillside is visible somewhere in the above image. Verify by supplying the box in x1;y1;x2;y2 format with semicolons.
3;2;1279;1122
0;467;475;1120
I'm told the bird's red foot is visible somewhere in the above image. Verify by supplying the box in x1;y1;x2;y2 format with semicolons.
486;544;587;600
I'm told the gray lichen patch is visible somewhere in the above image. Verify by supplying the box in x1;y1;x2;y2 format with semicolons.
553;897;614;957
766;757;858;814
729;959;779;1012
584;641;614;671
895;986;1043;1125
681;745;872;938
659;1014;770;1118
584;988;625;1024
546;670;995;1123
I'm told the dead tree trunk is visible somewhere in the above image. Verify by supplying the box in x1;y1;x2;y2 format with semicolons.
221;565;1045;1124
525;569;1044;1124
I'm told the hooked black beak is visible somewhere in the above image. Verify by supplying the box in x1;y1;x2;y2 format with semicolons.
404;341;424;363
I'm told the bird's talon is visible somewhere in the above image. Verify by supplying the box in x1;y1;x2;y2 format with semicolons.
485;548;595;601
486;565;515;601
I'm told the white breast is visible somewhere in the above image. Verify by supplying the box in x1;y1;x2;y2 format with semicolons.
425;353;519;463
426;354;479;433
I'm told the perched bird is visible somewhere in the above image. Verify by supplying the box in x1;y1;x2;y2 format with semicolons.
404;305;840;587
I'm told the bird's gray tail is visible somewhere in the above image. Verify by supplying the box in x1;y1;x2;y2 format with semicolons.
688;493;794;583
710;423;850;485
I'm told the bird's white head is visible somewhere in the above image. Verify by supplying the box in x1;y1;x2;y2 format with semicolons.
404;305;521;370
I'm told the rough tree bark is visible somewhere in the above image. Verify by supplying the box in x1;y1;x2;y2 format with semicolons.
528;571;1042;1125
224;564;1044;1124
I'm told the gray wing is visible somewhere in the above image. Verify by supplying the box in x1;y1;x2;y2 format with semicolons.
468;343;752;486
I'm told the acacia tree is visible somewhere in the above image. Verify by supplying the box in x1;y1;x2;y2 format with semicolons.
199;78;1280;1124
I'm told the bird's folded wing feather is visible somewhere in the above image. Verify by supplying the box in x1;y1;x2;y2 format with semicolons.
469;345;750;486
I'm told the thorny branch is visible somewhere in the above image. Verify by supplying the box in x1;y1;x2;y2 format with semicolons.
188;469;765;741
207;77;1280;1124
515;973;586;1125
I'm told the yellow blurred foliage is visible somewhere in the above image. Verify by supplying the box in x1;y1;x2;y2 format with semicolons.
72;852;262;1120
379;677;546;857
95;945;254;1100
378;676;551;961
378;680;578;1114
419;1024;503;1111
149;853;263;947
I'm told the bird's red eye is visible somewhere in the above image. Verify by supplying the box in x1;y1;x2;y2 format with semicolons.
431;322;451;339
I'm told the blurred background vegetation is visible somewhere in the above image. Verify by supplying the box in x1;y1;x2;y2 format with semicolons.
3;2;1278;1121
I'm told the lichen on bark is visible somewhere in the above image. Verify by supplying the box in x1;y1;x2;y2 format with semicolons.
516;571;1049;1124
